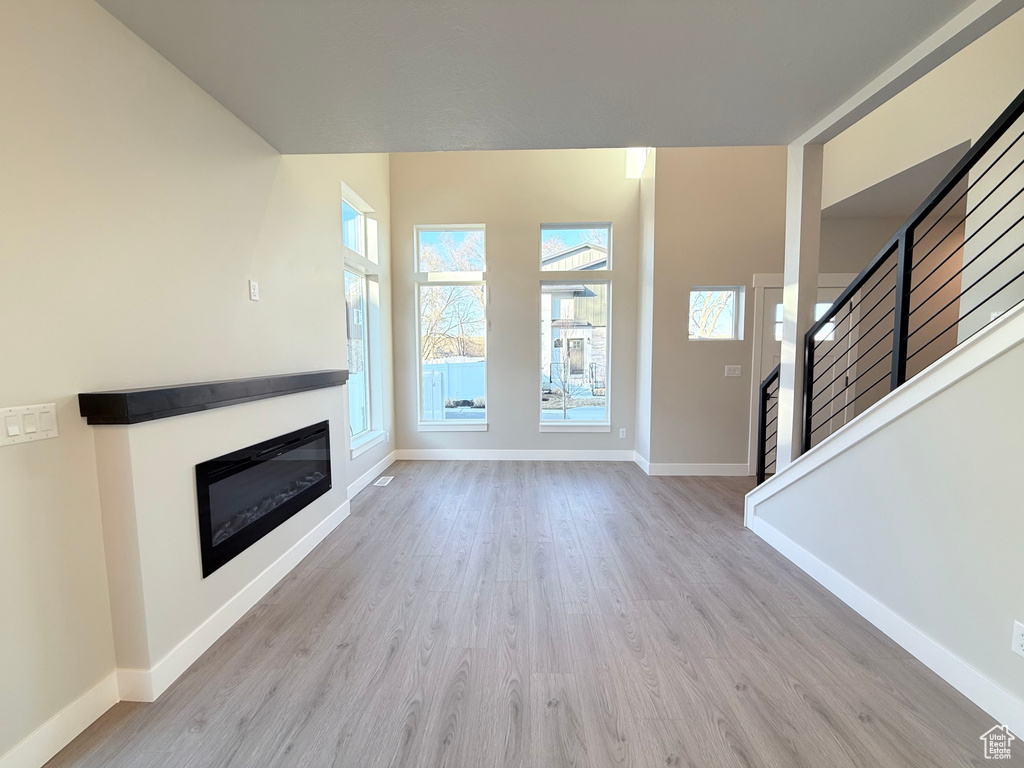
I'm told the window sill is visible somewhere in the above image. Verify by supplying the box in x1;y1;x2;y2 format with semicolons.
350;430;386;459
539;423;611;433
418;422;488;432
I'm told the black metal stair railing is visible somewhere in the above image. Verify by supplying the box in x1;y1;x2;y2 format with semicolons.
756;364;780;484
803;86;1024;452
754;87;1024;480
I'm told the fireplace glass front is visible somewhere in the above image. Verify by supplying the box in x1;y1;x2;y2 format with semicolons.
196;421;331;576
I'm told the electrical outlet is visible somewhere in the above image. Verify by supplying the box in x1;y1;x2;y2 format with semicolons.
619;428;627;439
249;279;260;301
1012;621;1024;658
385;431;391;444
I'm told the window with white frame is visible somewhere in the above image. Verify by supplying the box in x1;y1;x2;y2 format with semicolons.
539;223;612;429
415;227;487;428
541;281;610;425
541;224;611;271
343;195;379;263
688;287;745;340
342;186;383;451
345;270;371;439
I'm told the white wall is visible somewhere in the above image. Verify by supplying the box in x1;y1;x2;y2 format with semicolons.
748;322;1024;725
388;150;640;454
0;0;391;757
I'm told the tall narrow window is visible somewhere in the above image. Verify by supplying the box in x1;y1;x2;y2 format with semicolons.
541;281;610;424
416;227;487;428
539;223;613;431
342;184;383;454
345;270;370;439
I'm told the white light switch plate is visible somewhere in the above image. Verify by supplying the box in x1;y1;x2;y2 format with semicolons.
725;365;742;378
1;404;59;447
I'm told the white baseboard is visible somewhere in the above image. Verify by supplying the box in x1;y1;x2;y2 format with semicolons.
0;673;118;768
645;462;749;477
632;452;651;473
395;448;636;462
347;450;397;499
118;499;351;703
748;514;1024;737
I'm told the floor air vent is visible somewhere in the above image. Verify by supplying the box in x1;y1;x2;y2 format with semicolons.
373;476;394;487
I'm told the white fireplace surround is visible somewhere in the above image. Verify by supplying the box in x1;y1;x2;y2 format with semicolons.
91;388;350;702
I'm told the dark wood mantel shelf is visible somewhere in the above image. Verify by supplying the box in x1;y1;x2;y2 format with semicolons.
78;370;349;425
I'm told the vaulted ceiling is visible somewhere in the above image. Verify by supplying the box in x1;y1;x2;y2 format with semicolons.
96;0;978;153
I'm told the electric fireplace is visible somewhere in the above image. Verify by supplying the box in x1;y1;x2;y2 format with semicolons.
196;421;331;577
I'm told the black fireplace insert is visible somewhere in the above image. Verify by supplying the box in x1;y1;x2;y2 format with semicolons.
196;421;331;577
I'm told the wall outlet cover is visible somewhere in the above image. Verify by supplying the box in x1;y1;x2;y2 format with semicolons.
725;365;742;378
619;428;627;439
1012;621;1024;658
249;279;260;301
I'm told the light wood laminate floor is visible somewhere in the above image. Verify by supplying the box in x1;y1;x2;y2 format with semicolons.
47;461;1008;767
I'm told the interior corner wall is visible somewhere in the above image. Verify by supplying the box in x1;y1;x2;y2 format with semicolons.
822;8;1024;209
388;150;640;453
0;0;391;757
648;146;788;468
634;151;657;463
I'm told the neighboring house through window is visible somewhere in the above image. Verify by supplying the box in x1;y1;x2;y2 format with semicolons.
540;224;612;430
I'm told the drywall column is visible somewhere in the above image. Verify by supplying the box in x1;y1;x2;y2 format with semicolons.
634;150;657;467
777;143;823;469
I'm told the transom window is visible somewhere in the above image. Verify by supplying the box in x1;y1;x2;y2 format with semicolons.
541;224;611;271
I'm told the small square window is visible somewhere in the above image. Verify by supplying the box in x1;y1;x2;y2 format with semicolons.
541;225;610;271
689;287;744;340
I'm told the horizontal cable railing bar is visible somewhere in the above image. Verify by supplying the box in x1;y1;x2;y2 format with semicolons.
904;89;1024;240
908;236;1024;340
808;350;892;424
912;127;1024;248
910;179;1024;299
811;294;896;386
811;325;895;397
807;240;900;341
907;266;1024;363
811;261;898;366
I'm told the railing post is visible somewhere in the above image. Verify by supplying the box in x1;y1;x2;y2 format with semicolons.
802;335;815;452
891;227;914;390
756;382;769;484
